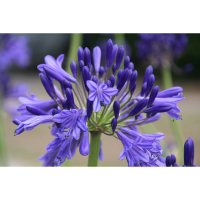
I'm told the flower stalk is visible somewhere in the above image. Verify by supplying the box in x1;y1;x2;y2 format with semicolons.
66;34;83;72
88;131;101;167
161;66;184;164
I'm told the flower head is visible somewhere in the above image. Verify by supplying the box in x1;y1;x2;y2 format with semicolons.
13;38;185;167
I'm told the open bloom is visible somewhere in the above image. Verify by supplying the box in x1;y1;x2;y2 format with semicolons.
87;80;118;112
13;38;185;167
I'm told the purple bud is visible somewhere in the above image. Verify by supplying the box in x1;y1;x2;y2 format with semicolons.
79;131;90;156
124;56;130;69
70;60;77;78
43;67;64;83
66;88;75;109
92;75;98;84
171;154;176;166
93;46;101;73
143;65;153;83
127;69;133;81
39;73;56;99
116;46;124;70
84;47;91;67
143;104;172;113
145;74;155;97
112;64;117;74
78;60;84;74
62;79;72;90
109;75;115;87
173;163;179;167
116;69;124;86
166;156;172;167
52;108;59;116
140;82;147;96
129;70;138;91
128;62;134;70
87;99;93;118
113;100;120;119
111;118;117;132
77;46;84;62
106;39;113;67
82;66;90;92
99;66;104;78
105;80;111;87
62;99;70;110
184;137;195;166
26;106;47;115
130;82;137;95
111;44;118;65
147;86;159;107
117;69;129;91
129;99;148;117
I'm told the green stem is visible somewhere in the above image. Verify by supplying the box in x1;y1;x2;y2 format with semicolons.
88;131;101;167
65;33;83;72
0;105;8;166
161;66;184;164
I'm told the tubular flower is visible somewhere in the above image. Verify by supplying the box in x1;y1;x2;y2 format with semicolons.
13;39;185;167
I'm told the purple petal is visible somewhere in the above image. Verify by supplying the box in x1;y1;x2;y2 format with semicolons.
103;88;118;96
93;96;101;112
102;93;111;104
88;91;97;101
86;80;98;91
79;131;90;156
56;54;64;68
45;55;57;68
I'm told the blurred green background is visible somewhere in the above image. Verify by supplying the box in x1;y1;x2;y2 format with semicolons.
2;34;200;166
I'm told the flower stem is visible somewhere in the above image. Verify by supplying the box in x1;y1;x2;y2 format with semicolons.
0;105;8;166
65;33;83;72
161;66;184;164
88;131;101;167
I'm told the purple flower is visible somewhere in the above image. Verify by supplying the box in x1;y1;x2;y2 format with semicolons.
118;127;165;167
13;38;185;167
86;80;118;112
0;34;31;70
14;115;54;135
53;109;88;139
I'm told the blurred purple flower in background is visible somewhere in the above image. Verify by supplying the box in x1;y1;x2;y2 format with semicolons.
136;34;193;74
0;34;31;117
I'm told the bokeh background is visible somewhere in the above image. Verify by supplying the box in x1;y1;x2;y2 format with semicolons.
1;34;200;166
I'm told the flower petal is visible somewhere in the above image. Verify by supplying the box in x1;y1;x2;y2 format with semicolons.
88;91;97;101
93;96;101;112
86;80;98;91
103;87;118;96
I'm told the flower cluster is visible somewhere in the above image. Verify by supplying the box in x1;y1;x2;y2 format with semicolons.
166;137;196;167
0;34;31;116
13;39;184;167
136;34;192;74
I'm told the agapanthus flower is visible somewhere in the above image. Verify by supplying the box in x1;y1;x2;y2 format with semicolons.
13;39;184;167
136;34;193;75
166;137;196;167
